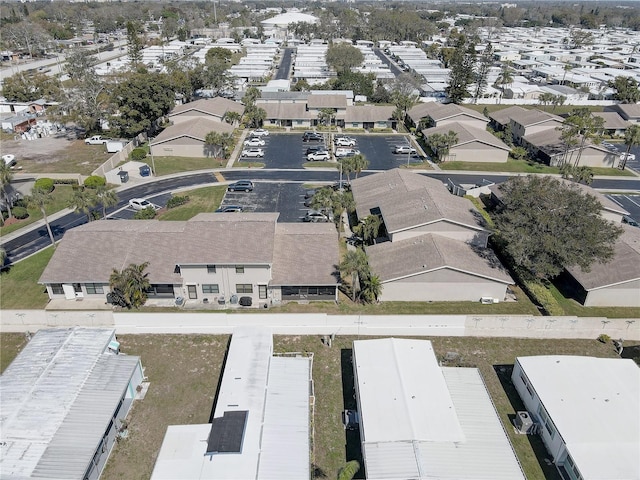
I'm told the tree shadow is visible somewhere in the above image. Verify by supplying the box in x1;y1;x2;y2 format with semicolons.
341;348;365;479
493;364;562;480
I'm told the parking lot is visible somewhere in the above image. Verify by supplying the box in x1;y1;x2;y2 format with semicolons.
237;133;424;170
606;193;640;224
220;182;330;222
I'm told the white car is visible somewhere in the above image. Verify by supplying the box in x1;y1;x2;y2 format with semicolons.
335;137;356;147
393;145;417;155
129;198;159;211
241;148;265;158
250;129;269;137
2;154;16;166
307;151;331;161
335;148;360;158
620;152;636;161
244;137;266;147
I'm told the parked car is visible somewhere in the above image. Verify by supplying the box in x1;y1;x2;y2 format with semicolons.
622;215;640;227
243;137;265;147
601;141;617;150
303;209;333;222
241;148;265;158
335;148;360;158
215;205;244;213
2;154;16;166
335;136;357;147
128;198;159;211
332;180;351;191
307;151;331;161
250;128;269;137
305;146;328;156
304;189;317;199
393;145;417;154
342;409;360;430
227;180;254;192
85;135;110;145
302;132;324;142
620;152;636;161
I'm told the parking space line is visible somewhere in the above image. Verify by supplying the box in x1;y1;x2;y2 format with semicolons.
214;172;225;183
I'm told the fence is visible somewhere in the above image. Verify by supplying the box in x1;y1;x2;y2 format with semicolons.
1;310;638;340
91;133;147;178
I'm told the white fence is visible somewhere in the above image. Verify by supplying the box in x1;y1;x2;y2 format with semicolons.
91;133;147;178
1;310;638;340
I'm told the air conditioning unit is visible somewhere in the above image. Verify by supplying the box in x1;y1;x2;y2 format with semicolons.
480;296;498;304
515;411;535;434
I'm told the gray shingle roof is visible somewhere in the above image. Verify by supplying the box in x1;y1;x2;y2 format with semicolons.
421;122;511;151
307;94;347;109
39;214;280;284
567;224;640;290
407;102;487;125
170;97;244;118
350;169;487;233
151;117;233;145
614;103;640;120
259;101;314;120
345;105;395;123
510;108;563;127
366;233;513;283
488;106;529;127
271;223;339;285
593;111;630;130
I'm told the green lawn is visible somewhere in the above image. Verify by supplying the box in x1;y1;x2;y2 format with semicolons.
548;281;640;318
463;104;605;116
303;161;338;169
156;186;227;221
1;185;76;237
0;246;54;310
152;156;228;176
440;158;633;176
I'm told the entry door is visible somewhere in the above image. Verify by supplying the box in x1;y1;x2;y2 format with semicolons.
187;285;197;299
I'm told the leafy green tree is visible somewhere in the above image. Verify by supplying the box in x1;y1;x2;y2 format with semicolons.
621;124;640;170
203;50;236;96
292;79;311;92
109;71;176;137
560;108;604;167
24;187;56;247
560;164;594;185
570;29;594;48
390;73;420;124
242;105;266;129
510;146;528;161
0;246;6;267
493;176;623;279
337;460;360;480
609;76;640;104
325;43;364;73
134;206;157;219
427;131;459;162
205;47;232;64
1;71;61;102
68;188;97;223
243;86;261;106
318;108;336;128
0;163;15;223
332;71;375;98
445;34;476;104
95;186;119;219
109;262;151;309
339;249;368;302
204;131;234;159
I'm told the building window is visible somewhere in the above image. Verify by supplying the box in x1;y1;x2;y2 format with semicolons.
85;283;104;295
187;285;198;299
236;284;253;294
259;285;267;299
537;404;556;439
207;265;216;274
235;266;244;274
202;284;219;294
51;283;64;295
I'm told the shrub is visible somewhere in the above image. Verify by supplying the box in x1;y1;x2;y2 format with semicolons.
523;280;565;316
166;195;190;209
597;334;611;343
53;178;79;185
34;178;54;193
131;148;147;162
133;206;157;219
84;175;106;189
12;206;29;219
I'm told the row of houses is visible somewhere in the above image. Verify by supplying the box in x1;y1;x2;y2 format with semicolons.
5;327;636;480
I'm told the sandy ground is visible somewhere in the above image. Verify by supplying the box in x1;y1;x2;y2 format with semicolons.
1;130;81;164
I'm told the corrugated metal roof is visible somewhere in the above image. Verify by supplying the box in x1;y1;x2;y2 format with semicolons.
0;328;140;480
356;339;525;480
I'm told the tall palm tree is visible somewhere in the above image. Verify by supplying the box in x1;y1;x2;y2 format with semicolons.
495;63;513;104
621;124;640;170
68;188;97;223
538;92;555;112
0;162;15;223
339;249;368;302
25;188;56;247
110;261;151;309
96;186;119;219
351;154;369;179
222;111;241;126
360;273;382;303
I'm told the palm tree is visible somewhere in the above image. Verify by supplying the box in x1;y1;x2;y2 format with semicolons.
621;124;640;170
0;162;15;223
561;64;573;85
495;63;513;104
355;215;381;244
561;108;604;167
222;111;241;126
68;188;97;223
538;92;555;112
339;249;368;302
351;154;369;179
24;187;56;247
339;157;356;182
427;131;458;163
109;261;151;309
205;131;235;159
360;273;382;303
96;186;119;219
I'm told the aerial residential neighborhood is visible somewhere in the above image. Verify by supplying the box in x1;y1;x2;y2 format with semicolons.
0;1;639;480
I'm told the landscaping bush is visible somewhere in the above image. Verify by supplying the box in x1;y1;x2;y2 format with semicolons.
52;178;79;185
523;280;565;316
34;178;54;193
131;148;147;162
166;195;190;209
133;206;157;219
597;333;611;343
84;175;106;189
11;206;29;219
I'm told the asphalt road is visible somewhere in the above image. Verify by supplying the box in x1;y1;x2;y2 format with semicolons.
4;167;640;265
606;193;640;223
374;48;403;76
275;48;293;81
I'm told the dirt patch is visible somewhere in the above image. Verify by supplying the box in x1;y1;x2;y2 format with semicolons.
2;130;80;164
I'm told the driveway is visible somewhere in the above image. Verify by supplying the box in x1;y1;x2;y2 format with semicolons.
606;194;640;224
